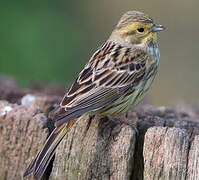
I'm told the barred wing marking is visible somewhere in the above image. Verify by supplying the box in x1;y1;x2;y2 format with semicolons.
54;41;148;126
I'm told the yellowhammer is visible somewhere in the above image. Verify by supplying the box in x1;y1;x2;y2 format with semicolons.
24;10;164;179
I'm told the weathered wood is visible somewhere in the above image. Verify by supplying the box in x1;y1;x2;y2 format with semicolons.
0;87;199;180
187;135;199;179
50;116;136;180
131;106;199;180
0;100;48;180
143;127;189;180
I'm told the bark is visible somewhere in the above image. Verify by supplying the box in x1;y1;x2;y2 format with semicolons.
0;82;199;180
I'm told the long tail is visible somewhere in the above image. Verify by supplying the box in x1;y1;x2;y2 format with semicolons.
23;119;76;180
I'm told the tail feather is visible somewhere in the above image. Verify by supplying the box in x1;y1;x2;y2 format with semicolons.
33;124;67;179
23;152;40;177
23;119;76;180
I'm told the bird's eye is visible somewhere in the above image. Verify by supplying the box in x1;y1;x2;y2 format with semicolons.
137;27;145;33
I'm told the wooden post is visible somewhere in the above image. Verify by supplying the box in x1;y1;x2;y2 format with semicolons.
0;90;199;180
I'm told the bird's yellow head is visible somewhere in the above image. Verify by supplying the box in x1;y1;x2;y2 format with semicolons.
109;11;164;46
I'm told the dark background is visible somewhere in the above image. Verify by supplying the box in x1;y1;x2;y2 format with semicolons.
0;0;198;106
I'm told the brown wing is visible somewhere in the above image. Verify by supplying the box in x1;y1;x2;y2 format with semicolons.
52;41;148;127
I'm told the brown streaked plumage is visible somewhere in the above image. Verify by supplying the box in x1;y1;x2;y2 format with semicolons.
24;10;164;179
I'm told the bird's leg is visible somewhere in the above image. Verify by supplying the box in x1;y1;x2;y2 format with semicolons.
108;112;138;139
114;113;138;134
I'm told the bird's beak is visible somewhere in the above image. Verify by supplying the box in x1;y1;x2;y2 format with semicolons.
151;23;165;32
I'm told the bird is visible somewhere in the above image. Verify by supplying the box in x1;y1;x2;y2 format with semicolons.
23;10;164;179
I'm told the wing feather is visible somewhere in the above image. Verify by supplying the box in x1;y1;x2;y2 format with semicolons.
53;41;148;127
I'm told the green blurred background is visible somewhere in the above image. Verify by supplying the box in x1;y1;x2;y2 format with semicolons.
0;0;199;106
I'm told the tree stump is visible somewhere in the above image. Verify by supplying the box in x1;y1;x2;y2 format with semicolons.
0;83;199;180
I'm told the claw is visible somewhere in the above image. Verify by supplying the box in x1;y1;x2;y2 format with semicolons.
107;113;139;140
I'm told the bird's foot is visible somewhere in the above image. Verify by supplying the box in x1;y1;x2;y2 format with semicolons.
108;112;139;139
